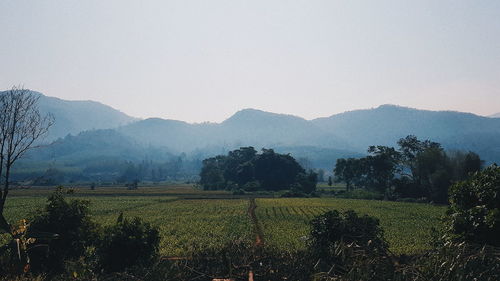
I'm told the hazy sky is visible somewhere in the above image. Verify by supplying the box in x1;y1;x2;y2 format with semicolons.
1;1;499;122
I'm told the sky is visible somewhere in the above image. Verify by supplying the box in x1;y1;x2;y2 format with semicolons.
1;0;499;123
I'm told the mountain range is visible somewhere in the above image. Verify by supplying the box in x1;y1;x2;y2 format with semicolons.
5;90;499;181
9;91;137;140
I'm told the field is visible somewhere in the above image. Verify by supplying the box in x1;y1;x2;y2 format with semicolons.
256;198;446;254
3;185;446;256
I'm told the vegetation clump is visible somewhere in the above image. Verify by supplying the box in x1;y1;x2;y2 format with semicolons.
446;164;500;246
334;135;483;203
96;214;160;273
200;147;318;193
28;188;99;273
308;210;391;279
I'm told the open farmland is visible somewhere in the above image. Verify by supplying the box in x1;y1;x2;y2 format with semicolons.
3;185;446;256
4;189;253;257
256;198;446;255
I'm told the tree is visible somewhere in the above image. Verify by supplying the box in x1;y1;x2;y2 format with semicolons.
0;87;53;234
294;170;318;194
316;169;325;182
254;149;304;190
365;145;401;192
333;158;365;191
333;136;483;202
199;148;311;192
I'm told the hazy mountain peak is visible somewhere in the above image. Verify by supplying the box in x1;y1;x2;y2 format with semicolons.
376;104;414;110
224;108;307;125
489;112;500;118
1;89;137;140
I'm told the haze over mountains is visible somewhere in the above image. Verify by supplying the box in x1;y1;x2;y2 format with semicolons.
30;91;137;140
5;91;500;181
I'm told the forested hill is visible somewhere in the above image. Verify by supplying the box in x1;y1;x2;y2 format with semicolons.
312;105;500;163
117;105;500;163
118;109;350;152
0;90;137;141
6;90;500;176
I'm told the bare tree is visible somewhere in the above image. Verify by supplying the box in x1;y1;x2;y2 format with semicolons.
0;87;54;234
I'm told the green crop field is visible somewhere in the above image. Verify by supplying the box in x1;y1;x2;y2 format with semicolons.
3;194;252;257
2;186;447;257
256;198;447;254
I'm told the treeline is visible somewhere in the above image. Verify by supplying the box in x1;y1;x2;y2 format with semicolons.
334;135;483;203
13;157;202;186
200;147;317;193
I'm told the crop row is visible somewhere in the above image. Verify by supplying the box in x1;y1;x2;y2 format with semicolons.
256;198;447;255
4;196;252;256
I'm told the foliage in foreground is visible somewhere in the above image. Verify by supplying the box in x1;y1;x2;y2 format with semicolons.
28;189;99;273
1;189;161;278
308;210;393;280
446;165;500;246
97;214;160;273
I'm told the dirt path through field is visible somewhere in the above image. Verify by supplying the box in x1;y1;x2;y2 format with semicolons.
247;198;264;246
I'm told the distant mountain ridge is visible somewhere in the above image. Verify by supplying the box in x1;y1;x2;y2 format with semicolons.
118;108;351;154
490;112;500;118
313;105;500;147
0;90;138;140
5;90;499;170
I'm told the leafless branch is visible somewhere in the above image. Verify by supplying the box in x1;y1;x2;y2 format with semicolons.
0;86;54;234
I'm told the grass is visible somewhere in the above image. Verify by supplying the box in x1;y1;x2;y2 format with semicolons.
256;198;446;255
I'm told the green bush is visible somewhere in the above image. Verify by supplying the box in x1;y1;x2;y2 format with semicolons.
28;188;99;273
308;210;390;278
96;215;160;273
447;165;500;246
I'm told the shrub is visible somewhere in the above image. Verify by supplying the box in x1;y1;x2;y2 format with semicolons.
96;214;160;273
280;190;308;198
308;210;390;278
336;189;384;200
446;165;500;246
28;188;99;273
401;242;500;281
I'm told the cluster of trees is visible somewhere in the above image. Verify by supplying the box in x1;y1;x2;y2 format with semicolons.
114;157;201;183
334;135;483;203
15;157;202;186
200;147;317;193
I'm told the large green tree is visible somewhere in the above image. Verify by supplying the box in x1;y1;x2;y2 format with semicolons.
199;147;317;193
